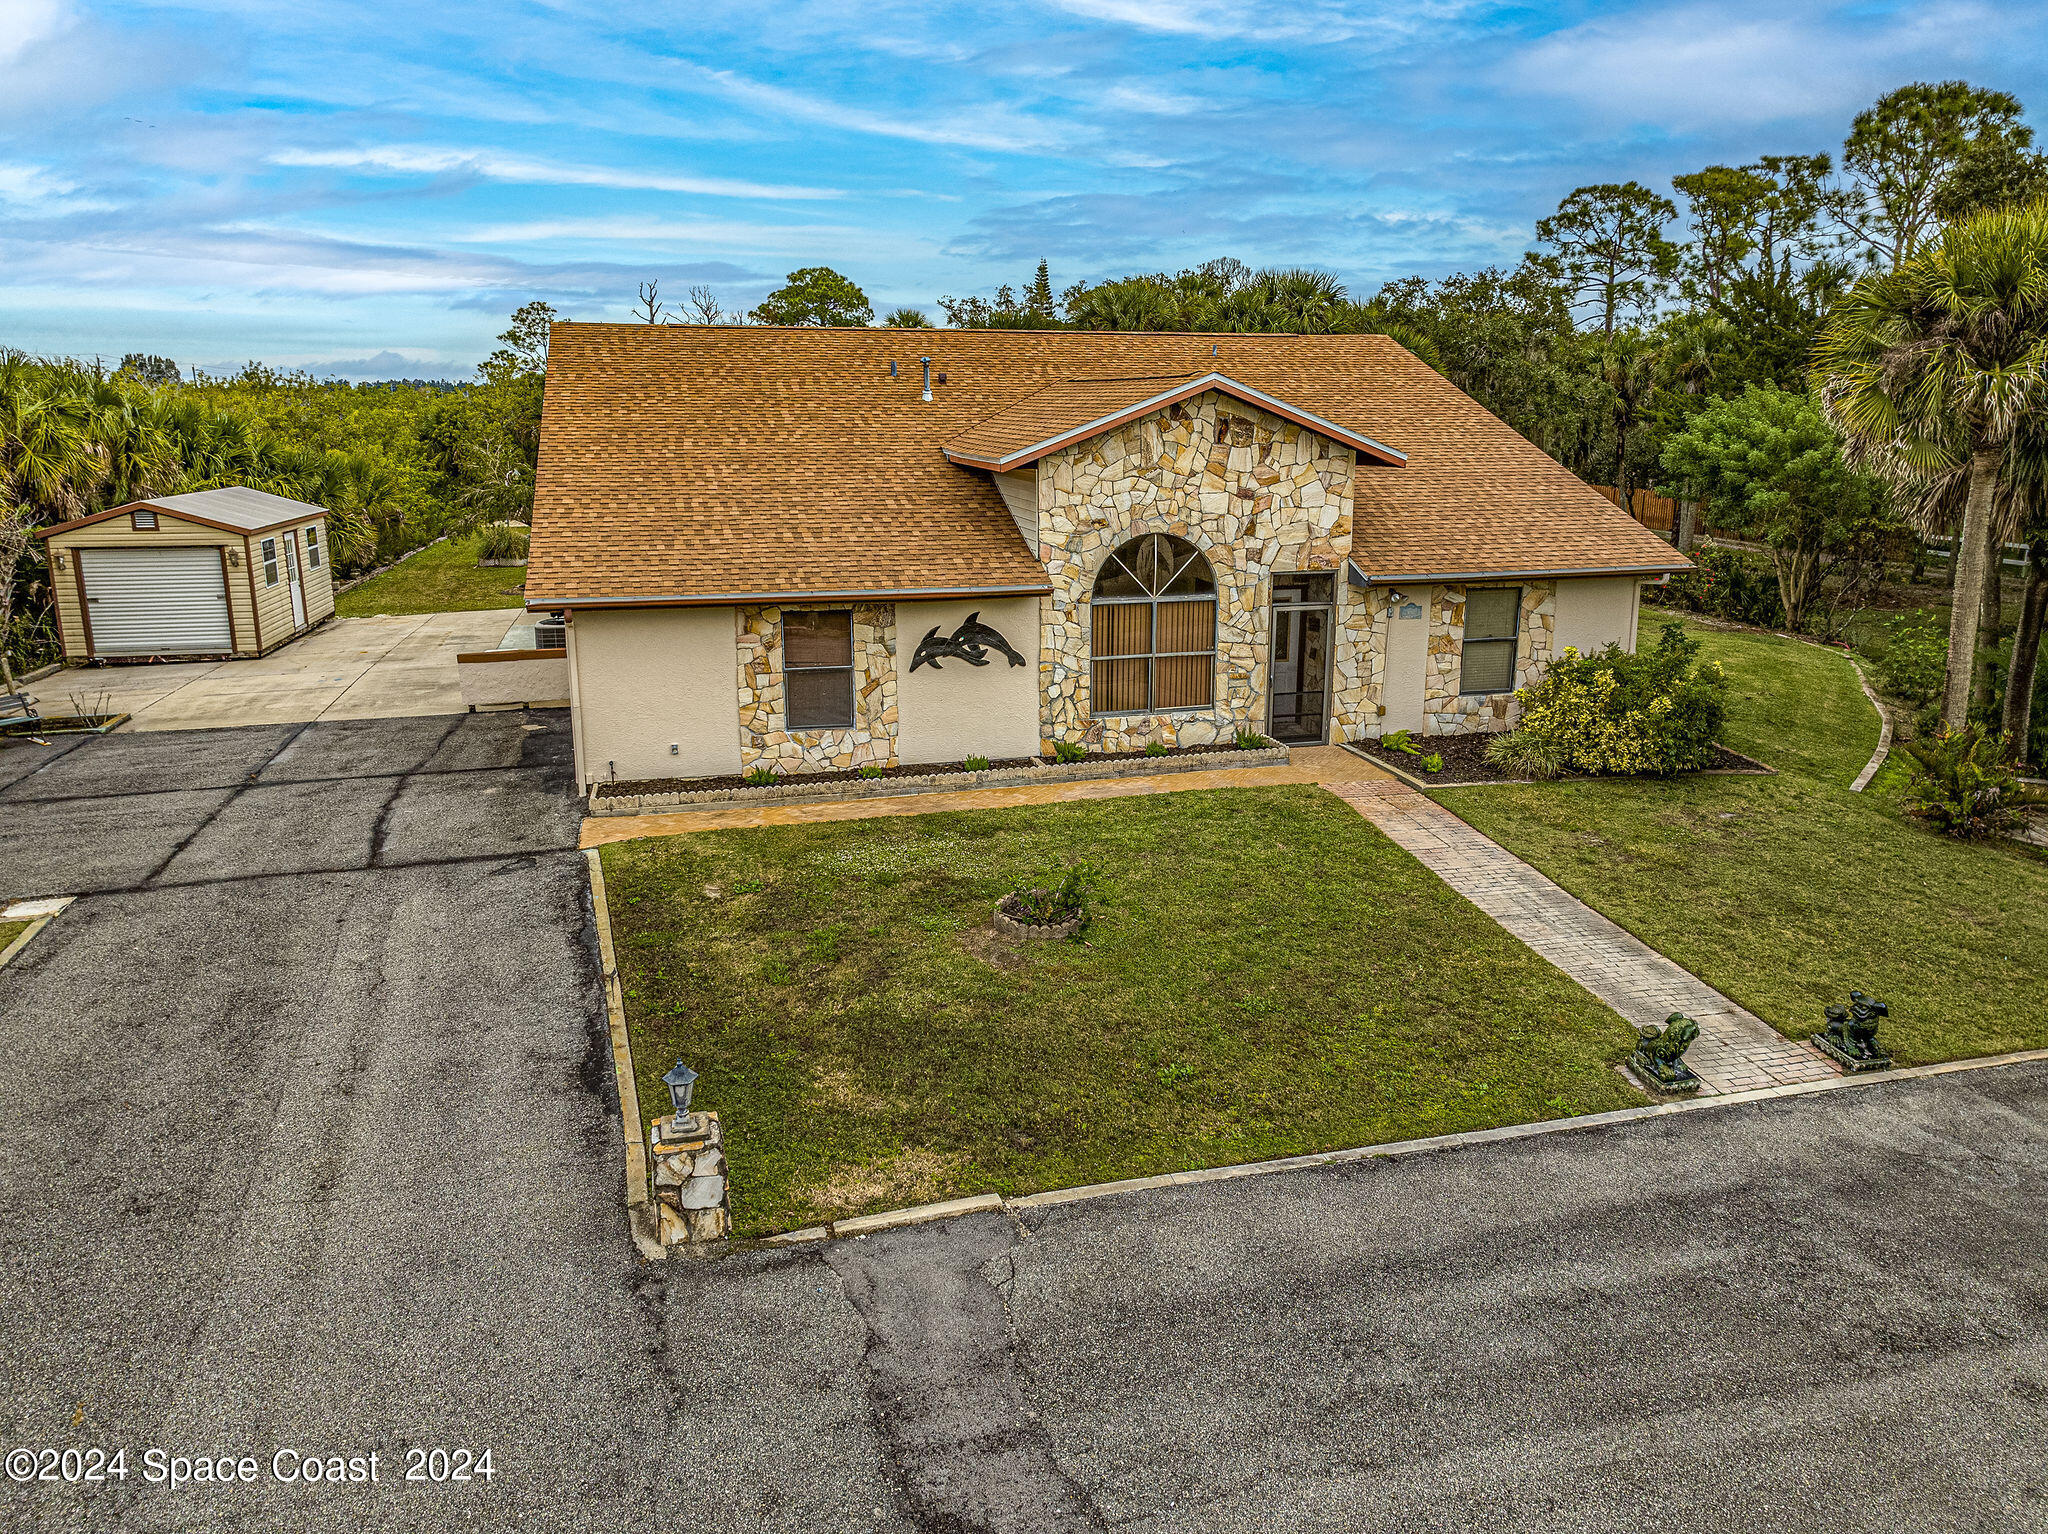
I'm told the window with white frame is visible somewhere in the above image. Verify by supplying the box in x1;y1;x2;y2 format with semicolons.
261;538;279;586
1459;587;1522;694
305;525;321;568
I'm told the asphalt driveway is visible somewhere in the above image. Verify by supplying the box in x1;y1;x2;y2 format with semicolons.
2;714;2044;1531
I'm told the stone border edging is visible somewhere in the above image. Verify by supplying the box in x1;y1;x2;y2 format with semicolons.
584;848;663;1260
754;1047;2048;1247
589;743;1293;816
1841;653;1894;792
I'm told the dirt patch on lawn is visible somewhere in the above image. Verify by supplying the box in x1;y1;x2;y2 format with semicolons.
800;1147;968;1216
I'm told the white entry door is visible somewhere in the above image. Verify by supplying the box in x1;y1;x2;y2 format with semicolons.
283;530;307;628
80;546;233;656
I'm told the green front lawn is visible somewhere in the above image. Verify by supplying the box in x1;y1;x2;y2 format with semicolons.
603;785;1644;1236
1441;619;2048;1066
335;534;529;617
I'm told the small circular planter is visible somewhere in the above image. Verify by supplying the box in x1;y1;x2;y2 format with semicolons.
993;895;1082;942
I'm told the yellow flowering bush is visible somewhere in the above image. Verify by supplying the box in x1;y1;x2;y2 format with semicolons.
1487;624;1727;778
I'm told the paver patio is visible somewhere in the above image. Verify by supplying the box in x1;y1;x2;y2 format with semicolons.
585;743;1833;1097
1329;779;1837;1095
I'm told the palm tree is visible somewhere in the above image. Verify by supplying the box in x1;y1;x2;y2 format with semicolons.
1597;331;1661;511
1814;200;2048;729
0;353;96;690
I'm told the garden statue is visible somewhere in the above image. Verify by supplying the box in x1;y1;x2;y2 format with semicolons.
1629;1013;1702;1095
1812;990;1892;1072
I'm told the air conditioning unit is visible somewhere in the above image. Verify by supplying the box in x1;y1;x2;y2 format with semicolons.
533;617;566;650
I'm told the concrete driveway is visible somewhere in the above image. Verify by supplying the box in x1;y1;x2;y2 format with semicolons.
30;610;521;732
2;716;2044;1531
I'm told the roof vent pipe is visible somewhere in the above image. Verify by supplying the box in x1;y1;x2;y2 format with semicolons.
920;356;932;403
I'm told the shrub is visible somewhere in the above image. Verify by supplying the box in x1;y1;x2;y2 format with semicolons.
477;523;530;561
1233;728;1270;749
1872;612;1946;706
1497;622;1728;777
1052;740;1087;763
1005;862;1099;925
857;764;885;779
962;754;991;772
1143;741;1169;757
1901;726;2046;838
1484;730;1568;779
742;766;777;787
1380;728;1421;755
1644;545;1786;629
1420;752;1444;774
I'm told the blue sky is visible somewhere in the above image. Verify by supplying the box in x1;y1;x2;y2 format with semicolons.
3;0;2042;377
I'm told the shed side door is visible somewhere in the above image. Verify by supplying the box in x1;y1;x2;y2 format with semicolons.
79;546;234;655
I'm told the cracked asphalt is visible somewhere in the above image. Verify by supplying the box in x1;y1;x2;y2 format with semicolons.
4;712;2046;1532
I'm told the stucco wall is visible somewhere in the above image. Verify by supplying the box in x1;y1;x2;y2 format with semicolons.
569;605;740;785
895;597;1041;765
1378;586;1429;737
1554;576;1643;659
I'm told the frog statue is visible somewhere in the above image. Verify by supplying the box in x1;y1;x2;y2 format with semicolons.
1813;990;1892;1072
1629;1013;1702;1094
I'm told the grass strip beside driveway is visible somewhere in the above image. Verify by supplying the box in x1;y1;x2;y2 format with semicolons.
336;534;529;617
0;919;30;954
1441;620;2048;1067
602;784;1644;1236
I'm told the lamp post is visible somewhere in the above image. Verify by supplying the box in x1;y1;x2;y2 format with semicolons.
661;1059;700;1134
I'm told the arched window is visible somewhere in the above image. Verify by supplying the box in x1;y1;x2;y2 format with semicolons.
1090;533;1217;715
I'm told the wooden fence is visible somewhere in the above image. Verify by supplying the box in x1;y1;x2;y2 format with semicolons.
1592;485;1679;536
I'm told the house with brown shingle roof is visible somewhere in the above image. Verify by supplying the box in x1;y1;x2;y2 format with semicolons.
528;324;1686;790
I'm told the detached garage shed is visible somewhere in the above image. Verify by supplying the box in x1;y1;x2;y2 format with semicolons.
39;487;335;661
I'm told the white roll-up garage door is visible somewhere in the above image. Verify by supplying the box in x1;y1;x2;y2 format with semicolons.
80;547;234;656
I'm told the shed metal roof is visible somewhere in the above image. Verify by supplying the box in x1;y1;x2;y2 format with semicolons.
40;487;329;540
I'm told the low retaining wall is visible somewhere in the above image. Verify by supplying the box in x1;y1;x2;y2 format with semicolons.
456;648;570;709
590;743;1294;816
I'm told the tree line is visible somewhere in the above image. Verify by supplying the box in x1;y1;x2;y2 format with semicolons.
0;303;553;686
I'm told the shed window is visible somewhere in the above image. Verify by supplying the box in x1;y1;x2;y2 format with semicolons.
1459;587;1522;694
784;610;855;730
305;526;321;568
1090;534;1217;715
261;538;279;587
131;509;157;530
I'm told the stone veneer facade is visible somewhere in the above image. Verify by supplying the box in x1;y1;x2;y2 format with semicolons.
1033;392;1356;752
737;602;898;772
1422;582;1556;735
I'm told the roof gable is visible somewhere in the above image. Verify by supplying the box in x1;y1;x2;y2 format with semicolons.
39;486;329;540
942;371;1406;471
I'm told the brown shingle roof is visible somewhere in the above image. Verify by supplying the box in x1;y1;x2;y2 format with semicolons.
527;325;1685;607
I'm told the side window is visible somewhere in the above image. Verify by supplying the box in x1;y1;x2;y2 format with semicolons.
1459;587;1521;694
305;525;321;568
261;538;279;587
784;610;855;729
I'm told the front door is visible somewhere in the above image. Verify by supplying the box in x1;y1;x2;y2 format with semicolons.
1268;573;1333;744
283;530;307;628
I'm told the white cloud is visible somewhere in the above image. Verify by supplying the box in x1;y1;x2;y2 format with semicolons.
677;64;1062;152
269;145;840;202
1500;1;2026;131
0;0;73;66
451;214;925;260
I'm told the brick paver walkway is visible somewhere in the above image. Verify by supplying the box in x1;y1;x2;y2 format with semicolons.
1329;778;1837;1096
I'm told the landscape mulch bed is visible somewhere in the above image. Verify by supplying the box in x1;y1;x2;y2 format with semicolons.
595;740;1270;801
1347;733;1766;786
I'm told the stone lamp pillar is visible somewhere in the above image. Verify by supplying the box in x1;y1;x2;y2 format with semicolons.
649;1109;729;1247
